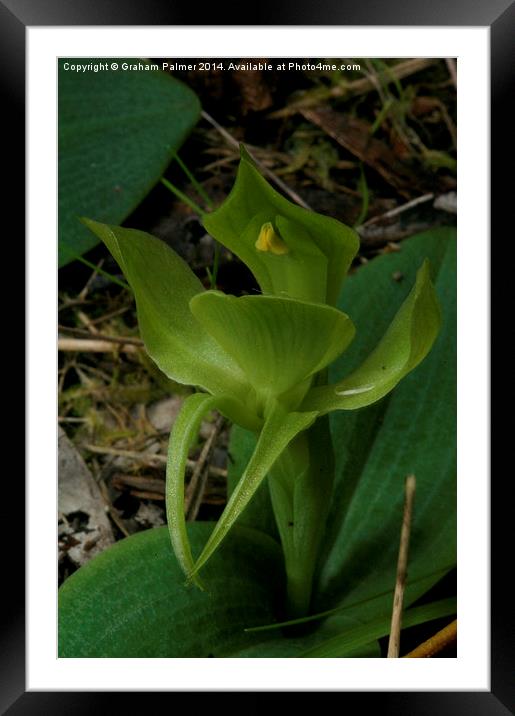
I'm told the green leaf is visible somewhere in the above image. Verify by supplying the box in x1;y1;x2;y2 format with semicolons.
202;147;359;305
301;259;441;413
58;523;379;658
82;220;255;419
58;59;200;267
190;292;355;415
189;406;318;580
230;613;381;657
314;227;456;615
232;596;456;658
58;524;284;657
244;564;454;633
299;597;456;657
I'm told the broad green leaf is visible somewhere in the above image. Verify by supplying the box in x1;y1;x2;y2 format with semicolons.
58;524;284;657
58;58;200;266
299;597;456;657
189;406;318;580
190;292;355;414
202;146;359;305
58;523;378;658
231;594;456;657
83;220;254;416
301;259;441;412
314;227;456;616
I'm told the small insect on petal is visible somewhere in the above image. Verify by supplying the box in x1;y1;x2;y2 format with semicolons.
336;384;375;396
255;222;290;255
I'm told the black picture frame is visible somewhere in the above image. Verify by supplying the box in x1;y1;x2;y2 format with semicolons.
4;0;505;712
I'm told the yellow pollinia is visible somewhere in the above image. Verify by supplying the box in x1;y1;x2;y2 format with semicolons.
255;222;289;255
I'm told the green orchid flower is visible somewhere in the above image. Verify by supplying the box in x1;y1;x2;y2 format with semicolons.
83;146;441;617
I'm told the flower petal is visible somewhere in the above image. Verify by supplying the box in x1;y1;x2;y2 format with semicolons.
165;392;250;588
190;292;355;415
301;260;441;412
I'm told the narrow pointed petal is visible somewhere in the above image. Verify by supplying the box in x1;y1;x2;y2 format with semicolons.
188;406;318;580
166;392;253;587
301;260;441;413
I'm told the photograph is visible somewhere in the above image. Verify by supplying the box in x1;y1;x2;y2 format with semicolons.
57;56;457;659
2;1;501;707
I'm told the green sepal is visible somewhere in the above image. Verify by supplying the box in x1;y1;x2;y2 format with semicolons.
238;211;329;303
190;292;355;416
202;146;360;305
301;260;441;413
82;219;251;404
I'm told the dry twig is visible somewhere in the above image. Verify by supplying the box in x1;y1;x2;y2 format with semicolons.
201;109;313;210
269;59;438;118
301;107;424;198
358;193;435;229
357;220;442;246
445;59;457;89
58;325;143;346
403;619;457;658
85;443;227;479
76;309;99;334
58;337;139;353
185;415;225;520
90;304;132;325
97;478;130;538
78;258;105;301
387;474;416;658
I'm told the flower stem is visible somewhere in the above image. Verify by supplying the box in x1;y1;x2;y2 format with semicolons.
269;415;335;618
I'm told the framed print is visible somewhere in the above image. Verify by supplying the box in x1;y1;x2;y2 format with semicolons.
3;0;506;711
